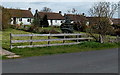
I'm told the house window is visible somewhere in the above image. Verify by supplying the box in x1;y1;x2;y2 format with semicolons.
55;20;57;23
27;19;30;22
27;19;31;22
19;18;22;21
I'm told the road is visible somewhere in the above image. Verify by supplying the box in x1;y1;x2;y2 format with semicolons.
2;48;118;73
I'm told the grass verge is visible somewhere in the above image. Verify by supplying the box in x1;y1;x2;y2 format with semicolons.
4;41;119;59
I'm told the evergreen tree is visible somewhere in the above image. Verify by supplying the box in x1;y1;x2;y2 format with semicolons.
40;15;49;27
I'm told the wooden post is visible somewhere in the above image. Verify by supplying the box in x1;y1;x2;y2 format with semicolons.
48;34;50;44
76;35;79;42
63;33;65;43
10;33;12;49
30;34;33;45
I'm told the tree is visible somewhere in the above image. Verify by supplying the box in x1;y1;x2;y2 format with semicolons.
2;7;11;30
88;2;118;43
40;15;49;27
67;8;77;14
41;7;52;12
32;18;40;27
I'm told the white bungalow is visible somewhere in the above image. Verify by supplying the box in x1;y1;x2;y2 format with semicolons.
7;8;33;25
34;10;65;26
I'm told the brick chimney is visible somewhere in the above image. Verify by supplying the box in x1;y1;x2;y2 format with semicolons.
35;9;38;13
59;11;62;14
28;8;31;11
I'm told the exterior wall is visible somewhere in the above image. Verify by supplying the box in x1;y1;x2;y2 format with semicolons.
11;18;33;25
48;20;64;26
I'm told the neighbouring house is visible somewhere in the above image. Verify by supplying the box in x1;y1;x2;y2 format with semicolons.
111;18;120;29
111;18;120;25
6;8;33;25
34;10;65;26
86;17;113;26
64;14;87;24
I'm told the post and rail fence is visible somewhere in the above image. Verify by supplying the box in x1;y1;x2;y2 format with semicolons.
10;33;92;49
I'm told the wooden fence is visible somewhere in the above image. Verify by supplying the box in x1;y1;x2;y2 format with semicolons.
10;33;92;49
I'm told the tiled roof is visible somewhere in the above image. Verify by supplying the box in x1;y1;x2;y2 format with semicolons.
86;17;113;25
111;18;120;25
6;8;33;18
65;14;87;22
38;12;65;20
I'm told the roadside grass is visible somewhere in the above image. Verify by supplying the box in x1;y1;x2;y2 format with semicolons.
8;41;119;58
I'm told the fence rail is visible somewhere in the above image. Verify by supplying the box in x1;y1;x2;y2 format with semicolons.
10;33;92;49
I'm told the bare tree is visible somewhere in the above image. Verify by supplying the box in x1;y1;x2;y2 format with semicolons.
67;8;77;14
41;7;52;12
88;2;118;43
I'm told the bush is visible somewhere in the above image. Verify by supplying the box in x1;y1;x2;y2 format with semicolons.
32;18;40;27
39;29;49;34
27;25;40;33
49;29;60;34
39;29;60;34
115;29;120;36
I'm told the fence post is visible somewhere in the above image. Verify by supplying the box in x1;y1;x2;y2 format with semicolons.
30;34;33;45
10;33;12;49
76;35;79;42
48;34;50;44
63;33;65;43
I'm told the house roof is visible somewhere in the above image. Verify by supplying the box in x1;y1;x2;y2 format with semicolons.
111;18;120;25
86;17;113;25
6;8;33;18
65;14;87;22
38;12;65;20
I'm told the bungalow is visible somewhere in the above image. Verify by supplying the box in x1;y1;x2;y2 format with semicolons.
34;10;65;26
6;8;33;25
111;18;120;25
111;18;120;29
64;14;87;24
86;17;113;25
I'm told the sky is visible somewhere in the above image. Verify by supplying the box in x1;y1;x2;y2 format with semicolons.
1;0;120;2
0;0;119;18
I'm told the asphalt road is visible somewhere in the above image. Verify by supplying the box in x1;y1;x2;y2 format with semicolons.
2;48;118;73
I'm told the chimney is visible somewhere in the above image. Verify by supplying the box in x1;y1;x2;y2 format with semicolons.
28;8;31;11
82;13;85;16
59;11;62;14
35;9;38;13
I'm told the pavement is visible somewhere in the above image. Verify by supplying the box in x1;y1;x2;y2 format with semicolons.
0;47;20;58
2;48;118;73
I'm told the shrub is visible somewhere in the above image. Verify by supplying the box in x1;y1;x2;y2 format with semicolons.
49;29;60;34
27;25;40;33
32;18;40;27
39;29;49;34
115;29;120;36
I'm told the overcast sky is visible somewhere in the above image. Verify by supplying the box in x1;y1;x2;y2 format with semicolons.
0;0;119;18
1;0;119;2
